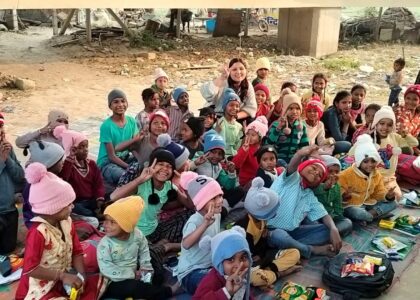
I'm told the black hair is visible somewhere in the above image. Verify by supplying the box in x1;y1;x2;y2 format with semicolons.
141;88;157;102
394;58;406;68
227;58;249;102
333;91;351;106
281;81;297;91
350;84;367;94
365;103;381;113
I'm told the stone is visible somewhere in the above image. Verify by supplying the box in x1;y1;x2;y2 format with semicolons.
14;78;36;90
136;57;145;63
0;24;8;31
137;52;156;60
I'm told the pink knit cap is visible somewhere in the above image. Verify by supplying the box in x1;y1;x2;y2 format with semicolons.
246;116;268;137
53;125;87;156
180;171;223;211
26;162;76;215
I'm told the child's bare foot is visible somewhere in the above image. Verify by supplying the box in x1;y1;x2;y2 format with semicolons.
164;242;181;253
311;244;337;257
277;265;303;277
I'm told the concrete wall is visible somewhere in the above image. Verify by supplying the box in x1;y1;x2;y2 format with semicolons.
277;7;341;57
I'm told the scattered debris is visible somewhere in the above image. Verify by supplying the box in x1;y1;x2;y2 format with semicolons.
14;78;36;90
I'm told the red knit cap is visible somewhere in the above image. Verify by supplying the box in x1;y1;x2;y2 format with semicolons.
305;100;324;119
404;84;420;99
254;83;270;99
149;109;170;129
297;159;328;188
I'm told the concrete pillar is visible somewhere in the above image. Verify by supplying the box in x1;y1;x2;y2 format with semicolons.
277;7;341;57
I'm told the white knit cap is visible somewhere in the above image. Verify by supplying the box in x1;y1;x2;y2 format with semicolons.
354;134;381;167
154;68;169;81
370;106;396;131
256;57;271;71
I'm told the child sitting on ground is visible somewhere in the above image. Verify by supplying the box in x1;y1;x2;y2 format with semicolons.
265;92;309;163
339;135;397;224
167;87;193;142
267;85;294;125
255;145;284;188
54;125;105;219
267;145;342;259
193;227;253;300
304;100;334;154
97;196;174;299
177;172;224;294
136;88;160;131
235;178;301;288
232;116;268;187
152;68;172;108
352;103;381;144
386;57;405;107
191;130;244;214
15;163;86;300
0;113;25;255
215;88;243;156
199;107;217;132
97;89;139;185
314;155;352;237
254;83;271;117
181;116;205;159
301;73;331;109
350;84;367;127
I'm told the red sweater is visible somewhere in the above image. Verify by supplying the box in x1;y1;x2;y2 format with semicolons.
59;158;105;200
192;268;254;300
232;144;259;186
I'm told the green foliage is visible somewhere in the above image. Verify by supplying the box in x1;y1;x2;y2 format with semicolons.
363;7;378;18
322;57;361;71
129;31;174;50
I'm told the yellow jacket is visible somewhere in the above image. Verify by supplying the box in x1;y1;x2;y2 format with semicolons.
338;164;387;207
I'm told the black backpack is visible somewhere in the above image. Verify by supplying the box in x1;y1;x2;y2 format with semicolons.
322;252;394;299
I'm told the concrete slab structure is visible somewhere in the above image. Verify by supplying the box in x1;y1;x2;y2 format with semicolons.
277;7;341;57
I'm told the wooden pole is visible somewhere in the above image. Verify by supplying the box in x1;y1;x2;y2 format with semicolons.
59;9;76;35
86;9;92;43
244;9;249;37
176;9;181;38
374;7;383;41
52;9;58;35
12;9;18;30
106;8;134;38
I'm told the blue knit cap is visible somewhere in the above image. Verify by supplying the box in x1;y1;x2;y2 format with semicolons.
245;177;279;220
157;133;190;170
173;87;188;103
203;129;226;153
222;88;241;111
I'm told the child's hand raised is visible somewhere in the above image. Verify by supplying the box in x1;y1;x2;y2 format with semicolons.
138;159;157;182
0;141;12;162
225;262;248;296
242;136;250;152
297;145;320;158
204;203;216;226
226;161;236;174
135;128;148;142
276;116;287;129
215;119;223;133
194;152;209;166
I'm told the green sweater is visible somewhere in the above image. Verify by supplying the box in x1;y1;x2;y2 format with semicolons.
313;183;343;218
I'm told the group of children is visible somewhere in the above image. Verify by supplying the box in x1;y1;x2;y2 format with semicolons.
0;55;419;300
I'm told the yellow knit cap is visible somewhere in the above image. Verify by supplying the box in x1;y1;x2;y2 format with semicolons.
104;196;144;233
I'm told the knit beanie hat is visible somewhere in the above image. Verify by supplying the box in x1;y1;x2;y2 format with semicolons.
157;133;190;170
222;88;241;111
26;162;75;215
53;125;87;156
246;116;268;138
154;68;169;81
282;92;302;117
48;110;69;129
254;83;270;99
245;177;279;220
297;159;328;187
180;171;223;210
104;196;144;233
26;141;65;169
354;134;381;167
305;100;324;119
404;84;420;99
256;57;271;71
149;109;170;129
199;107;216;117
255;145;278;163
107;88;127;107
149;147;176;171
0;112;4;126
320;155;341;168
184;117;205;139
199;226;252;299
173;87;188;103
370;106;396;131
203;129;226;153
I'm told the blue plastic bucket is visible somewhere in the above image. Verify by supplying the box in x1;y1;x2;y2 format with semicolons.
205;19;216;33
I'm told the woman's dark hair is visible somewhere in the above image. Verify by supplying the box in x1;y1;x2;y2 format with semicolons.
350;84;367;94
141;88;157;102
312;73;328;85
281;81;297;91
333;91;351;106
365;103;381;113
227;58;249;102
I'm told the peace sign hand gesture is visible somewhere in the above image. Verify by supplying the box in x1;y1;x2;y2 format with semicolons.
138;159;157;182
225;262;248;296
204;203;216;226
242;135;250;152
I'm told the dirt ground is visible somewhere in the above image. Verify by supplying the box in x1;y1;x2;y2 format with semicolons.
1;26;420;160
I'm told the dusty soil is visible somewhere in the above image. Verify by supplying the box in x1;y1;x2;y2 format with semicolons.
1;27;419;159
